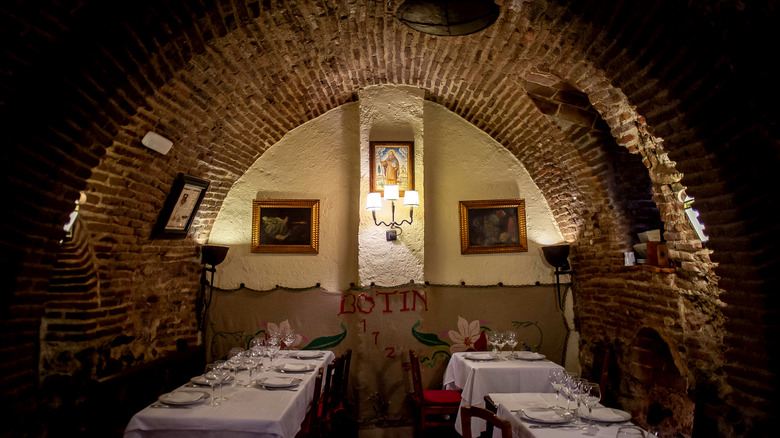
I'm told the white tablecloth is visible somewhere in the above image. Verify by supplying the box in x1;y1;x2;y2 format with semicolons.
490;393;639;438
443;352;563;436
124;350;336;438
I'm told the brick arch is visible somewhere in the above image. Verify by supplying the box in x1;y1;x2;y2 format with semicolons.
2;1;777;435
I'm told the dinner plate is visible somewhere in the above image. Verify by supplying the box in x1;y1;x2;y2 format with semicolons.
515;351;546;361
464;352;495;361
517;407;570;424
290;351;324;359
157;391;210;406
275;363;316;373
256;377;302;388
580;407;632;423
190;374;234;386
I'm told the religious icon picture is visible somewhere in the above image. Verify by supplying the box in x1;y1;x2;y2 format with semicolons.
459;199;528;254
369;141;414;196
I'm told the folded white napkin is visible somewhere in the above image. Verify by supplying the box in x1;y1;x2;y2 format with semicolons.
586;407;630;422
521;407;565;422
282;363;308;372
515;351;545;360
465;352;493;360
264;377;294;387
295;351;320;358
161;392;203;403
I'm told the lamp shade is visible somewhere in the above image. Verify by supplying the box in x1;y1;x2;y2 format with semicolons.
201;245;229;266
384;185;400;200
542;244;570;269
366;192;382;211
403;190;419;207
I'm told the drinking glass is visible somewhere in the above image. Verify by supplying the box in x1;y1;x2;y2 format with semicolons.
492;332;505;359
227;347;245;385
214;360;229;402
570;378;587;425
267;336;281;368
548;368;566;409
204;363;221;405
504;331;517;359
582;382;601;431
283;330;296;352
616;426;647;437
562;372;578;414
243;353;258;387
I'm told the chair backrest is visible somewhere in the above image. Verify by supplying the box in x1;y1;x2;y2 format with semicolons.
321;356;340;413
307;367;324;432
460;405;512;438
341;349;352;399
408;350;424;402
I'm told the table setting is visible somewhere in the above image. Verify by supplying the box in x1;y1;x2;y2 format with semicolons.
443;347;564;437
123;340;335;438
490;391;642;438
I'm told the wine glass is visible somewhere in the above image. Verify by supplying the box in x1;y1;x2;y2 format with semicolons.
227;347;245;386
495;332;506;359
283;330;296;352
582;382;601;432
204;363;221;405
266;336;281;368
504;331;517;359
570;378;586;425
616;426;647;437
214;360;230;402
243;352;259;387
561;372;578;414
548;368;566;409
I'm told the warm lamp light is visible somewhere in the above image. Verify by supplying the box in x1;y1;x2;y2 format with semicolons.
404;190;419;207
366;192;382;211
384;184;400;200
366;187;419;241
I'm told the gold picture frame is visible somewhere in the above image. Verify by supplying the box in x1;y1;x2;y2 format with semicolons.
459;199;528;254
251;199;320;254
369;141;414;196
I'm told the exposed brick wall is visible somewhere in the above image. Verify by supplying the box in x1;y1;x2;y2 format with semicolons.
1;1;777;436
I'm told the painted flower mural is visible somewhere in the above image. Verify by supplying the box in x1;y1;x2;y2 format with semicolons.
266;319;302;348
448;316;484;353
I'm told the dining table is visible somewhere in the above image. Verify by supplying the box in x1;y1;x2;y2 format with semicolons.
443;351;564;436
489;392;639;438
123;350;335;438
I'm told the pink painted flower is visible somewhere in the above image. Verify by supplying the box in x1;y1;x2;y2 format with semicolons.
266;320;302;348
448;316;481;353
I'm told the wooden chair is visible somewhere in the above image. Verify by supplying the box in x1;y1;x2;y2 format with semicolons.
295;366;323;438
408;350;462;437
340;349;352;405
460;405;512;438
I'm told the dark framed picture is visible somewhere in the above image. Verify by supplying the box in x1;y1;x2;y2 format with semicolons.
251;199;320;254
369;141;414;196
152;173;210;239
459;199;528;254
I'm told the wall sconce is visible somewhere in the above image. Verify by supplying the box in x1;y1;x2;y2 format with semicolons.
366;185;419;241
542;244;573;311
198;245;229;332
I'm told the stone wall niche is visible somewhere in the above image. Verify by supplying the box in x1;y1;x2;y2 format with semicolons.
627;328;694;436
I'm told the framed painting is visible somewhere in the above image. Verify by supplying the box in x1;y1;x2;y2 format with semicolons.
152;173;210;239
459;199;528;254
369;141;414;196
251;199;320;254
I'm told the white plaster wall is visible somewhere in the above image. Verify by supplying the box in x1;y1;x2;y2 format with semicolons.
424;102;565;285
208;104;361;291
208;86;565;291
358;85;425;286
